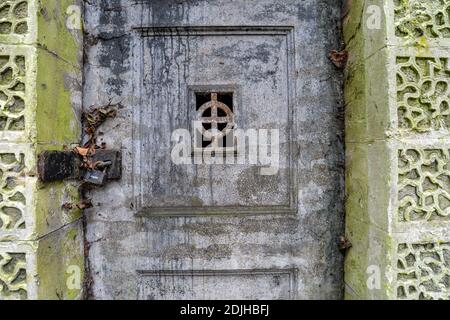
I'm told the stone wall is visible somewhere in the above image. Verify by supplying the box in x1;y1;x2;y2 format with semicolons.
344;0;450;300
0;0;84;300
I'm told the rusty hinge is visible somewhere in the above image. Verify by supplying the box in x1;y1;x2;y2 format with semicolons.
38;149;122;185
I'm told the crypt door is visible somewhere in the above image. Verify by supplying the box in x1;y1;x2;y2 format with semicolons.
84;0;344;300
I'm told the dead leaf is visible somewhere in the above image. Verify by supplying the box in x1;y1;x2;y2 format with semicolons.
329;50;348;69
77;199;93;210
339;235;352;252
82;101;120;150
74;147;90;156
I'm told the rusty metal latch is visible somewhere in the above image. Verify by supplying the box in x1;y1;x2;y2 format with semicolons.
38;149;122;185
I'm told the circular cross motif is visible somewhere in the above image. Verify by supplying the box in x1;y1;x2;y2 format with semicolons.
197;93;234;141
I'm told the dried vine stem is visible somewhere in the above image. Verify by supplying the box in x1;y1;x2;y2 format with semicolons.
83;100;120;148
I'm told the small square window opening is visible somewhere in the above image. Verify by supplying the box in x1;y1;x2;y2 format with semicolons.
193;92;236;156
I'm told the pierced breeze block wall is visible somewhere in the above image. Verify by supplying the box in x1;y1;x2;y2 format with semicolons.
0;0;83;300
344;0;450;300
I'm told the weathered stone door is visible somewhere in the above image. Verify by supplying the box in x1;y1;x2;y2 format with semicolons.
84;0;344;299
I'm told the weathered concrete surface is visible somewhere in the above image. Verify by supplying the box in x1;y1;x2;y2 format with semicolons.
84;0;344;299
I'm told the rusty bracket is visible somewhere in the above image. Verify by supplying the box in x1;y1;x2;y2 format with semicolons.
38;149;122;183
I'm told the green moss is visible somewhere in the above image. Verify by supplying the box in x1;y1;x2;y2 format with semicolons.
0;0;84;301
34;180;81;238
36;222;84;300
62;227;84;300
37;0;83;67
32;1;83;300
35;48;81;145
343;0;400;300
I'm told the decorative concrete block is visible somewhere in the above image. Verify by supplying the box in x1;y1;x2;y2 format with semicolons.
0;0;83;300
344;0;450;300
0;44;36;143
0;220;84;300
0;0;37;44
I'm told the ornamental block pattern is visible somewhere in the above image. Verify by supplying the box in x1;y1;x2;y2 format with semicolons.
0;0;32;301
0;53;26;131
0;152;26;232
397;242;450;300
397;56;450;132
394;0;450;39
0;0;84;300
0;251;27;300
0;0;29;36
398;149;450;222
393;0;450;301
